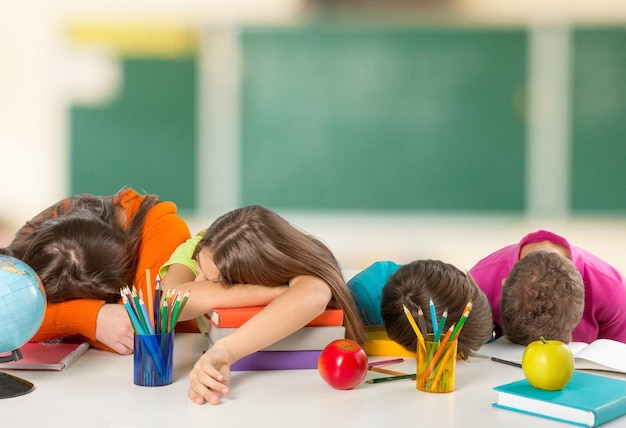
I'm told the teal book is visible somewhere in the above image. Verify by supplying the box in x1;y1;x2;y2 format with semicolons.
493;371;626;427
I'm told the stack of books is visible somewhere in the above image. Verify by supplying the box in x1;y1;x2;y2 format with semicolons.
206;306;345;370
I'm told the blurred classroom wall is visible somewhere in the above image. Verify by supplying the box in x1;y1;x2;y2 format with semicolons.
1;0;626;269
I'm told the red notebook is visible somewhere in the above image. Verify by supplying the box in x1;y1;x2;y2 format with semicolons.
208;306;344;328
0;340;90;371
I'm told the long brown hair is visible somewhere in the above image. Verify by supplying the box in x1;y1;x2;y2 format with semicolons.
193;205;366;343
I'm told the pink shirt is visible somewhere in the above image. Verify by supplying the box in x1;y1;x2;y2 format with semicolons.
469;230;626;343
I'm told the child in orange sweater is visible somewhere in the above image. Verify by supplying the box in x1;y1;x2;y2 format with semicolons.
1;188;192;354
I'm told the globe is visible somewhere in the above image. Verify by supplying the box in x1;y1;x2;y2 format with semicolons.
0;255;46;354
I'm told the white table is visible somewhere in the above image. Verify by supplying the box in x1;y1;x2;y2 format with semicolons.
2;333;624;427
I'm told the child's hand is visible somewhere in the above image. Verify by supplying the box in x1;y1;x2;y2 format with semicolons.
188;342;232;405
95;303;134;354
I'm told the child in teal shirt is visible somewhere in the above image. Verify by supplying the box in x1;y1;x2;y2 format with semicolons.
348;259;493;358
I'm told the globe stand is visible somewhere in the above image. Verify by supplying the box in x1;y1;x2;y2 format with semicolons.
0;349;35;399
0;372;35;399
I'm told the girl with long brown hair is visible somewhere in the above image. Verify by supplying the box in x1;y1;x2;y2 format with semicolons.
160;204;366;405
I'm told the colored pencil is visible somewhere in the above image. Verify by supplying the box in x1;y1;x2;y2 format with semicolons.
160;302;169;334
429;298;438;336
138;291;155;335
121;291;166;374
402;304;425;351
423;324;455;378
120;282;190;335
434;309;448;342
145;269;154;330
369;367;406;376
432;342;457;387
417;306;429;336
169;291;182;332
176;290;190;321
491;357;522;368
153;275;162;330
366;373;416;384
368;358;404;368
450;301;472;341
122;293;145;334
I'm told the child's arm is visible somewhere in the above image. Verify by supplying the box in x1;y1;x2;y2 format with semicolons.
188;274;332;405
161;263;287;321
31;299;134;354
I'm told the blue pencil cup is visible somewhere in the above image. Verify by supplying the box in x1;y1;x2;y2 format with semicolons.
133;331;174;387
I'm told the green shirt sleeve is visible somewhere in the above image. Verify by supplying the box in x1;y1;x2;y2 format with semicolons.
159;230;205;278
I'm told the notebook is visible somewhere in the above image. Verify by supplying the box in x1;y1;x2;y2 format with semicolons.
0;340;90;371
475;336;626;374
493;371;626;427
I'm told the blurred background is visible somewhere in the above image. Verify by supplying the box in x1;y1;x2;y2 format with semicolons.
1;0;625;272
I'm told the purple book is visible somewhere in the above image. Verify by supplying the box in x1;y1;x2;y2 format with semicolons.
231;350;322;371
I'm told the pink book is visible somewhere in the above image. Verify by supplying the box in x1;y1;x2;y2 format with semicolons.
0;340;90;371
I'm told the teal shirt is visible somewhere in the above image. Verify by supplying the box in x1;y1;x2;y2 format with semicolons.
347;261;400;326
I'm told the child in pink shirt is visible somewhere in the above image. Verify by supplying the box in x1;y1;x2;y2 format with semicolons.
469;230;626;344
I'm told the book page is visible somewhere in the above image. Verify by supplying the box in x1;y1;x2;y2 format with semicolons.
473;337;526;363
573;339;626;373
474;337;589;365
475;337;626;374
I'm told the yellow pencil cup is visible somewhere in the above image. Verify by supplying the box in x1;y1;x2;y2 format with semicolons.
416;334;457;393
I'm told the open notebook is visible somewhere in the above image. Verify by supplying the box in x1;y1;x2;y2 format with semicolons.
474;336;626;374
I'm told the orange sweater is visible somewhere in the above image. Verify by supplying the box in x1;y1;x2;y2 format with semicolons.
29;189;194;350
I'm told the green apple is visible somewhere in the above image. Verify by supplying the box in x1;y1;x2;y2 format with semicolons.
521;337;574;391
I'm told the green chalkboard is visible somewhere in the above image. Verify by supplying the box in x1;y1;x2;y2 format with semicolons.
571;26;626;213
70;57;197;210
240;25;527;211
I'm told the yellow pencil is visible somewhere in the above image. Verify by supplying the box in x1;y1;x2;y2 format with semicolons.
402;304;425;351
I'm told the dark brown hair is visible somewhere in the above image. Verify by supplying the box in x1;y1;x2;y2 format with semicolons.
381;259;493;359
5;215;132;302
1;191;160;303
501;251;584;345
193;205;366;343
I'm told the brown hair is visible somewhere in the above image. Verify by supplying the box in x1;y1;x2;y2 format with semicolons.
501;251;584;345
193;205;366;343
1;190;160;303
5;215;133;302
381;259;493;359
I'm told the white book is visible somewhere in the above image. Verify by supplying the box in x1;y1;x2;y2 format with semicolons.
207;325;346;351
474;336;626;374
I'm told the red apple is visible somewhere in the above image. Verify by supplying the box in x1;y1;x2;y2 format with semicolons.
318;339;368;390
